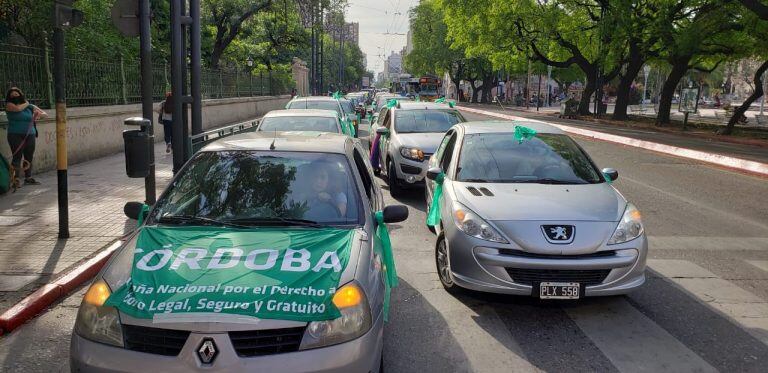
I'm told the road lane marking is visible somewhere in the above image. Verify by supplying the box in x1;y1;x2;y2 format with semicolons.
648;236;768;251
648;259;768;346
747;260;768;273
566;298;716;373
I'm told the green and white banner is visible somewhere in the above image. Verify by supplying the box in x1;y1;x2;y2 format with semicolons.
105;226;355;322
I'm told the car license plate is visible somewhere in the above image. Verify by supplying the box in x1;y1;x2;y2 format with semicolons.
539;282;580;299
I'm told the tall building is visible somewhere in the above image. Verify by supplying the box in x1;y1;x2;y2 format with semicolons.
383;52;402;80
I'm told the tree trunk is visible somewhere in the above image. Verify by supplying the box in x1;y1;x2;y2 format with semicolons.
719;59;768;135
481;78;494;103
656;57;691;125
613;46;644;121
579;75;596;115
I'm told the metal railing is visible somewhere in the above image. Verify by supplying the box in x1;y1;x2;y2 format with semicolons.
0;43;291;110
190;118;260;153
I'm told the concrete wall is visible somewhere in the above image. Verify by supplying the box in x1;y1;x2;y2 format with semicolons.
0;95;289;173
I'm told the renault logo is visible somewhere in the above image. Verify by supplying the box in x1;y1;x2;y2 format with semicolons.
541;225;575;244
197;338;218;364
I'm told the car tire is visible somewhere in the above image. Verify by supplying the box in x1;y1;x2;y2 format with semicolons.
435;233;461;294
387;160;404;198
425;186;436;234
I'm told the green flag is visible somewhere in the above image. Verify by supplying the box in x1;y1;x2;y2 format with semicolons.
105;226;355;322
514;125;537;144
426;172;445;227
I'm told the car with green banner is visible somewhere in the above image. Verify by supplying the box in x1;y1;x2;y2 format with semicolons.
70;132;408;372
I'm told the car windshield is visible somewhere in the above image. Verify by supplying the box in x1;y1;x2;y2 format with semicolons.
287;100;341;116
456;133;603;184
259;116;339;133
394;109;463;133
150;151;361;225
339;100;354;114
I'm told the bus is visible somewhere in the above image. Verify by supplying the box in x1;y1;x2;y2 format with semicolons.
418;75;440;100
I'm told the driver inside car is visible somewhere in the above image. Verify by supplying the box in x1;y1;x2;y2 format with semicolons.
296;162;348;218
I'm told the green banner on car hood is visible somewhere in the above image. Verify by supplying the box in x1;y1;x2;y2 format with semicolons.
105;226;355;322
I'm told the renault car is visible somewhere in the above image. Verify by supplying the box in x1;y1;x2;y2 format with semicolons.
71;132;408;372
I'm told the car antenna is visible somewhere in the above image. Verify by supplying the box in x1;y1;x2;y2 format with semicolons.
269;129;277;150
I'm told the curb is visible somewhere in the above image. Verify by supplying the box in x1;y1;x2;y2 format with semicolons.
458;106;768;177
0;240;123;335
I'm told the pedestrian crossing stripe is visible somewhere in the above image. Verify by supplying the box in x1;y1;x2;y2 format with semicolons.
648;259;768;346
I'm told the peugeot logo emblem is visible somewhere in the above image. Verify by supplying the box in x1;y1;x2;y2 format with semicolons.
197;338;218;364
541;225;575;244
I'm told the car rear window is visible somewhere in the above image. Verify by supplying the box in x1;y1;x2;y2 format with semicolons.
151;151;361;225
394;109;463;133
259;116;339;133
287;100;341;115
456;133;602;184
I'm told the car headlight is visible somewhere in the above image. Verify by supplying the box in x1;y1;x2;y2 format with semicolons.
300;282;372;350
452;203;508;243
400;147;425;161
74;278;124;347
608;203;644;245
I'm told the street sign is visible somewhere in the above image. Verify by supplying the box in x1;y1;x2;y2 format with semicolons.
679;86;700;114
111;0;139;37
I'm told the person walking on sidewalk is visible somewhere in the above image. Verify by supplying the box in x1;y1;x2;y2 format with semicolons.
5;87;46;186
156;92;173;153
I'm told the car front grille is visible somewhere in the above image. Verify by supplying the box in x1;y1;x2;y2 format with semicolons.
229;327;306;357
505;268;611;286
400;163;422;174
123;324;190;356
499;249;616;260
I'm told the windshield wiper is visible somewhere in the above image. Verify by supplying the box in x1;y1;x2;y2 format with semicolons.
514;178;586;185
157;215;250;228
226;217;331;228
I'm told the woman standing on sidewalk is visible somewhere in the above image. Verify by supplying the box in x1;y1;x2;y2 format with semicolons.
5;87;47;185
156;92;173;153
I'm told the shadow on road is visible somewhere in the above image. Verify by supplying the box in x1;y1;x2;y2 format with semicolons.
385;279;470;372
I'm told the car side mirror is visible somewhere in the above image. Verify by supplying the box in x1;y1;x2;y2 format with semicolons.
426;167;443;180
124;201;148;221
382;205;408;223
602;168;619;182
376;127;389;135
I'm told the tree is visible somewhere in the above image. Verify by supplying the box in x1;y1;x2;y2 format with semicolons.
204;0;272;68
737;0;768;20
654;0;747;125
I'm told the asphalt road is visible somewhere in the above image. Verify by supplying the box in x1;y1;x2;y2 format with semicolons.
2;110;767;372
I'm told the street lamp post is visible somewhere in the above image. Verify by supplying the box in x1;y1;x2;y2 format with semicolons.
642;65;650;111
247;56;254;96
546;65;552;107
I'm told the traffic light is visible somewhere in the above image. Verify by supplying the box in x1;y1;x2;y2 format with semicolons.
54;0;84;29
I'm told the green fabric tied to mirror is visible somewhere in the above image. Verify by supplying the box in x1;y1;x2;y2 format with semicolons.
426;172;445;227
375;211;398;321
514;125;537;144
386;99;398;108
136;204;150;226
603;172;613;185
435;97;445;103
332;91;342;100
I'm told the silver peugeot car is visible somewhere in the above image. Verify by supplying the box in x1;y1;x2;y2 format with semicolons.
71;132;407;372
372;102;465;196
425;121;647;298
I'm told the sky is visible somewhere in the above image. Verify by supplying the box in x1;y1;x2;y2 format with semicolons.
346;0;419;76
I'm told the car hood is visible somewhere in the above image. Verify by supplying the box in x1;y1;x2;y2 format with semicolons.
453;182;625;222
395;133;445;154
101;227;365;331
452;182;627;254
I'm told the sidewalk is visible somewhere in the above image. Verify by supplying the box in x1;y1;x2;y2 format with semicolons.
463;103;768;165
0;143;173;312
